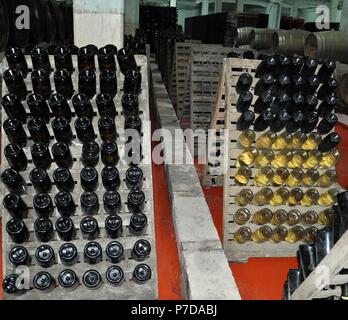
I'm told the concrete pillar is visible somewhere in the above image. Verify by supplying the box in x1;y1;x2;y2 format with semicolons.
290;3;298;17
125;0;139;35
267;1;282;29
169;0;177;7
236;0;244;13
330;0;339;23
73;0;124;49
340;0;348;32
201;0;209;16
214;0;222;13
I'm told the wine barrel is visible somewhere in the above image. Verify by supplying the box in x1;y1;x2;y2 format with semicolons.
251;28;277;50
0;0;10;50
272;30;310;55
42;0;57;43
54;1;66;41
29;0;46;43
305;31;348;63
7;0;31;47
334;64;348;106
236;27;254;45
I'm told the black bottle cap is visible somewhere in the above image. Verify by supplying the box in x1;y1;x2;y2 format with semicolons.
128;189;146;212
96;92;114;107
106;266;124;286
55;191;76;217
84;242;102;264
101;140;118;157
30;167;51;192
105;214;123;237
34;217;54;242
102;165;120;190
133;264;152;284
81;167;99;192
6;218;28;243
318;133;341;153
126;167;144;189
33;272;55;291
33;193;53;217
9;246;30;266
52;141;70;158
59;243;78;265
240;91;253;103
81;192;99;213
53;167;74;192
83;141;100;157
1;168;25;193
132;239;151;260
56;217;75;240
99;115;115;131
241;110;255;122
35;245;55;267
104;191;122;214
2;274;24;295
58;270;79;289
31;68;50;79
130;213;148;235
106;241;124;263
83;270;102;289
80;216;99;238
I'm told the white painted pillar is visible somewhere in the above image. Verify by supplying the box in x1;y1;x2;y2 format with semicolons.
125;0;140;35
170;0;177;7
331;0;339;23
73;0;124;49
201;0;209;16
290;4;298;17
214;0;222;13
236;0;244;13
267;1;282;29
340;0;348;32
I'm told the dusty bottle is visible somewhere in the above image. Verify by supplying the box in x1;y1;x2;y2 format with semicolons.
5;143;28;172
317;113;338;135
317;170;338;188
289;55;304;75
31;69;52;98
252;226;273;243
100;69;118;98
234;208;251;225
235;189;254;206
302;132;322;151
288;188;304;206
301;188;320;206
236;73;253;94
253;188;274;206
3;69;27;100
72;93;94;120
49;93;72;122
318;133;341;153
271;226;288;243
272;132;293;151
54;69;74;99
302;169;320;187
286;168;304;188
234;226;252;244
255;150;275;168
270;187;290;206
254;167;274;187
254;90;272;114
2;94;27;124
235;166;252;186
303;150;323;169
271;150;293;168
272;167;290;186
319;149;340;169
271;209;288;226
252;208;273;225
3;118;27;147
81;142;100;167
236;91;253;113
5;47;28;78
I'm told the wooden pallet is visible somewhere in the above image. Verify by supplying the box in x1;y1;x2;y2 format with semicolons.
222;58;341;262
291;228;348;300
1;55;158;300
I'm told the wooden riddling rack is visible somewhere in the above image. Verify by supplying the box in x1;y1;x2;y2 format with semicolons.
222;58;341;262
1;54;158;299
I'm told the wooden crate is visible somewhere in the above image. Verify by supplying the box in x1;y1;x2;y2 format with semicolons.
1;55;158;299
291;228;348;300
222;58;341;262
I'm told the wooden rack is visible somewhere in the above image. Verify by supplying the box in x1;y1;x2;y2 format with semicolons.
1;54;158;299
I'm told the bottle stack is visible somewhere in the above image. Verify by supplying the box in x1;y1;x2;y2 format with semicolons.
226;54;341;259
1;46;157;299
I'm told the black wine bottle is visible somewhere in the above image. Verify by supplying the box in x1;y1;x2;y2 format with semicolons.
317;113;338;135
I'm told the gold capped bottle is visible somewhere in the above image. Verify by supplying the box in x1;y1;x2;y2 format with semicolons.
288;132;307;150
286;169;304;188
272;132;292;151
272;167;290;186
236;147;259;167
302;169;320;187
301;188;320;206
252;208;273;225
318;209;334;225
255;150;275;168
234;208;251;225
303;150;323;169
238;130;256;148
270;187;290;206
236;189;254;206
255;131;277;149
285;226;305;243
319;149;341;169
271;150;293;168
252;226;273;243
271;226;288;243
317;170;338;188
253;188;274;206
254;167;274;187
287;209;302;226
271;209;288;226
288;188;304;205
288;151;308;169
303;226;318;243
234;227;252;244
235;166;252;186
302;211;319;226
302;132;322;151
318;188;339;206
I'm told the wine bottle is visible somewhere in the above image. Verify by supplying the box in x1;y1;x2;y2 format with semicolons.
319;149;340;169
58;270;79;290
302;94;318;113
81;192;100;216
317;113;338;135
303;75;320;95
236;91;253;113
302;169;320;187
54;46;73;73
79;70;97;99
302;211;318;226
315;228;333;264
288;74;305;94
253;188;274;206
290;55;304;75
30;168;52;193
301;112;319;134
252;226;273;243
254;167;274;187
81;167;99;192
270;187;290;206
122;93;139;117
302;132;322;151
303;150;323;169
254;110;273;132
75;117;95;143
1;169;26;194
117;47;137;75
255;150;275;168
288;132;307;150
271;93;290;116
317;95;338;117
286;110;305;133
301;57;318;78
52;117;73;144
31;69;52;98
318;209;334;225
303;226;318;243
256;131;277;149
318;133;340;153
317;78;337;100
252;208;273;225
235;166;252;186
80;217;100;240
236;147;259;167
236;73;253;94
286;92;305;114
288;151;308;169
286;226;305;243
27;118;50;145
83;270;102;289
98;46;117;72
271;209;288;226
124;68;141;95
298;243;317;279
271;226;288;243
78;46;96;72
5;47;28;78
272;167;290;186
272;132;292;150
2;94;27;124
287;209;302;226
234;227;252;244
237;130;255;148
96;93;117;119
255;55;278;78
288;188;304;205
49;93;72;122
3;194;28;219
54;69;74;100
3;118;27;147
3;69;27;100
277;73;292;93
5;143;28;172
236;110;255;131
301;188;320;206
31;46;51;71
234;208;251;225
235;189;254;206
318;188;338;206
72;93;94;120
254;73;276;96
52;142;73;169
100;69;118;98
55;191;76;217
271;150;293;168
317;59;336;83
34;217;54;242
98;116;117;141
317;170;338;188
